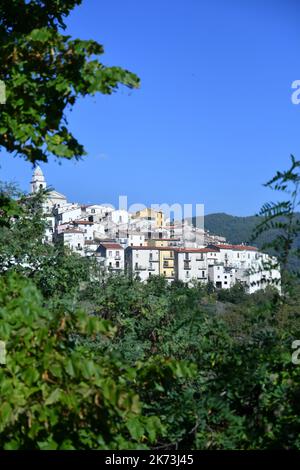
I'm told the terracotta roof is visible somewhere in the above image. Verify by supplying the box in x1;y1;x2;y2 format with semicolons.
149;238;181;241
176;247;219;253
100;243;124;250
127;246;219;253
127;246;176;251
211;244;258;251
62;229;84;234
72;220;94;225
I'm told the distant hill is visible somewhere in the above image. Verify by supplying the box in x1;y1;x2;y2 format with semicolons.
203;213;263;246
189;212;268;248
190;212;300;272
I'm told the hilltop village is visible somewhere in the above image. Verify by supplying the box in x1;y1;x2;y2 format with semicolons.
32;167;281;294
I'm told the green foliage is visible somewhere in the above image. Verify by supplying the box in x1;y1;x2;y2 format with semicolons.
0;0;139;163
0;272;199;449
77;273;300;450
254;155;300;281
216;282;247;304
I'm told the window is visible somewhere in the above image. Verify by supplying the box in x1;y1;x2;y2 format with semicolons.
202;271;205;277
135;262;138;269
224;281;228;285
108;251;112;257
91;209;95;214
116;261;120;268
109;262;112;267
149;253;153;260
116;251;120;257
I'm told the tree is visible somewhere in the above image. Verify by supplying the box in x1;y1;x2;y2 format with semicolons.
253;155;300;285
0;272;195;450
0;0;139;164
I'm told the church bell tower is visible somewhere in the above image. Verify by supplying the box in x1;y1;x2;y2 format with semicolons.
30;166;46;193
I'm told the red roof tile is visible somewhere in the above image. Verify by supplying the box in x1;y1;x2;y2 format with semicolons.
213;244;258;251
100;243;124;250
72;220;94;225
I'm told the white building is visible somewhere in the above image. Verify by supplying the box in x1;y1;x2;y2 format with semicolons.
208;264;238;289
175;248;209;284
108;209;131;225
57;229;85;255
96;243;124;272
71;219;95;241
125;246;160;282
55;205;82;225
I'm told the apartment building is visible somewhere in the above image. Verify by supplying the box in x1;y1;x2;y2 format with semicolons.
96;243;124;272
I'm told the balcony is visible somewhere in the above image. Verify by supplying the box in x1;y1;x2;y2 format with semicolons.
163;262;173;268
135;265;147;271
115;255;121;260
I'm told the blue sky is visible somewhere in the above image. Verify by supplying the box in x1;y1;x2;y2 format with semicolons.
1;0;300;216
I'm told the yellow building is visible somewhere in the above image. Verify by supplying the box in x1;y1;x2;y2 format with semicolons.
132;208;164;228
159;248;175;280
146;238;180;248
147;239;169;247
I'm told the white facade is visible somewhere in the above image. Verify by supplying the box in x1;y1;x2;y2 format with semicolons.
126;247;160;282
56;206;82;225
72;220;95;241
208;264;238;289
108;209;131;225
58;230;85;255
96;243;125;272
175;249;208;284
